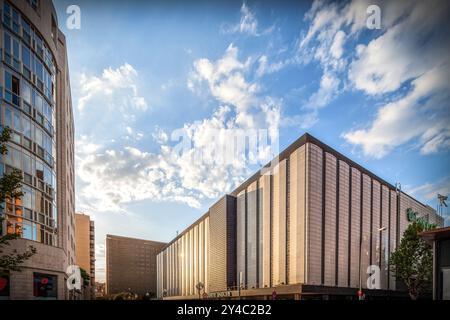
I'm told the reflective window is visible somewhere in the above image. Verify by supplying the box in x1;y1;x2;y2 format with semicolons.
33;273;57;298
22;80;32;105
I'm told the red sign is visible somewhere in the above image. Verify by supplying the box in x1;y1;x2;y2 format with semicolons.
357;290;363;297
41;278;49;285
0;278;7;290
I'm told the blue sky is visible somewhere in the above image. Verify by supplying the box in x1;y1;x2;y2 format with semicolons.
53;0;450;281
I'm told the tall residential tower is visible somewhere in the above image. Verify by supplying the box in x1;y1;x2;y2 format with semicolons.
0;0;75;299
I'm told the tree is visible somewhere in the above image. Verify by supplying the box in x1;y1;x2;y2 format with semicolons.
0;127;36;277
80;267;90;287
389;221;434;300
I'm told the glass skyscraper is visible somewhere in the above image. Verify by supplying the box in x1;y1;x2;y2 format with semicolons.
0;0;75;299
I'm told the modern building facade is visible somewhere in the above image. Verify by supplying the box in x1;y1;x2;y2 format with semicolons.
157;133;444;299
0;0;75;299
75;212;95;299
420;226;450;300
106;234;166;297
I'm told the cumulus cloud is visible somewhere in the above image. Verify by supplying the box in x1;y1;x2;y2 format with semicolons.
256;55;285;77
342;0;450;158
78;63;148;112
221;2;273;36
77;46;282;212
300;0;450;157
407;177;450;203
343;66;450;158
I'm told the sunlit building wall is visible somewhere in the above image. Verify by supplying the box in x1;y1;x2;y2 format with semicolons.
157;133;444;299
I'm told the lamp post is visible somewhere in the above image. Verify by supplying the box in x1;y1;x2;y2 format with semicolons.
196;282;204;300
358;226;387;300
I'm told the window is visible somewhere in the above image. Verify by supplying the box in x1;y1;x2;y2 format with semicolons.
22;80;32;105
35;126;43;147
12;76;20;96
33;273;57;299
4;71;20;106
11;7;20;34
3;32;11;56
34;91;43;113
22;116;32;139
12;148;21;169
22;18;31;45
22;153;32;175
22;45;31;79
13;109;21;132
23;220;33;240
4;106;13;128
35;160;44;181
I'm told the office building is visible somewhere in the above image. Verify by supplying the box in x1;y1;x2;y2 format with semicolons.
106;234;166;297
0;0;75;299
157;133;444;299
75;213;95;299
420;226;450;300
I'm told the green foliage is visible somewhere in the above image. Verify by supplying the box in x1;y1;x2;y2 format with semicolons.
79;267;91;287
389;221;433;300
0;127;23;204
0;127;36;277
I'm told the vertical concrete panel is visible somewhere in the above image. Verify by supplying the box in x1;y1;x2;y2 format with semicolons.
157;254;160;298
324;152;337;286
306;143;323;285
381;186;390;290
205;217;209;293
361;174;371;289
193;225;198;292
288;145;307;285
189;229;194;295
371;180;381;269
272;159;287;285
199;221;204;290
389;190;397;290
236;190;246;287
247;181;258;288
350;168;361;288
338;161;350;287
259;174;271;288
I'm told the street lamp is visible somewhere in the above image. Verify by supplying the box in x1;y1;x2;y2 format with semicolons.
196;282;204;300
358;226;387;300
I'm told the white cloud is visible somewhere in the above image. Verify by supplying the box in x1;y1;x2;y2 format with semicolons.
78;63;147;112
152;126;169;144
343;65;450;158
77;45;282;213
330;30;346;59
298;1;354;110
188;44;257;113
407;177;450;203
237;2;258;35
221;2;273;37
300;0;450;157
342;0;450;158
348;1;450;95
305;71;340;109
256;55;285;77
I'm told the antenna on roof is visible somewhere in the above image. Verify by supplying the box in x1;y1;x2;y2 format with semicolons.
437;194;448;217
